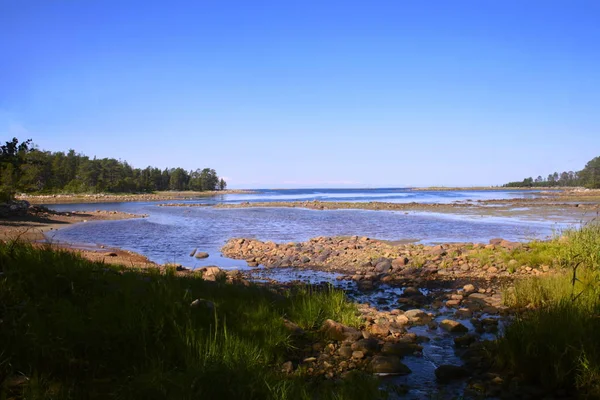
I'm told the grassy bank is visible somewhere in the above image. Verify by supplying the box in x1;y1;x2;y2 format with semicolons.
0;242;379;400
493;223;600;397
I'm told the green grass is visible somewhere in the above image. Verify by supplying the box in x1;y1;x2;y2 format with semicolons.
492;222;600;398
467;223;600;273
0;242;381;400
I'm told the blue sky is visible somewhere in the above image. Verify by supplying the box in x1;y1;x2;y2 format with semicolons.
1;0;599;188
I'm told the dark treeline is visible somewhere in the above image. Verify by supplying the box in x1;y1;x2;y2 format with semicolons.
0;138;226;194
504;156;600;189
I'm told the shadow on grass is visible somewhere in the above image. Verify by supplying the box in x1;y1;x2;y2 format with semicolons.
0;242;381;400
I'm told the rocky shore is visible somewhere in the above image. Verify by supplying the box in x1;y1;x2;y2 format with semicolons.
16;189;254;204
216;235;569;397
209;194;599;222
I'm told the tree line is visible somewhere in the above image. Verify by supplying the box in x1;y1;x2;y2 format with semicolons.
0;138;227;195
504;156;600;188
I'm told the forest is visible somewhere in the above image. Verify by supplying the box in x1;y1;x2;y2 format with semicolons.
0;138;226;195
504;156;600;188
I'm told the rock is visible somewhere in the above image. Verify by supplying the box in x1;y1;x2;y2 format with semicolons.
454;333;477;347
190;298;215;310
370;355;411;375
375;260;392;274
281;361;294;373
455;308;473;319
198;266;226;281
351;351;365;359
489;238;503;245
283;319;305;336
321;319;362;342
463;284;476;294
381;341;422;357
392;257;409;269
439;319;469;333
338;345;354;358
467;293;492;306
194;251;209;259
107;252;118;257
487;266;498;273
427;245;447;256
402;287;422;297
351;338;380;355
189;248;197;257
403;309;432;324
370;322;390;336
435;365;469;382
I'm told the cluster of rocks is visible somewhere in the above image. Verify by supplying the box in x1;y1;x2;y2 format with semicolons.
216;200;474;211
221;236;550;284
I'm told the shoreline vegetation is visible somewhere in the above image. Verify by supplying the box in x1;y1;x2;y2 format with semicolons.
1;202;600;397
1;138;229;198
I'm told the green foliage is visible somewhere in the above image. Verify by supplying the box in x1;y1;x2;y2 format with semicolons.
0;242;377;400
579;156;600;189
0;138;226;194
286;286;362;330
493;223;600;397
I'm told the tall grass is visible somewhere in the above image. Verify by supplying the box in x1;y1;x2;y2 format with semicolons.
0;242;380;400
494;222;600;398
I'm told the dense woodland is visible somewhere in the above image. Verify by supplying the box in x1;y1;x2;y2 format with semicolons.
0;138;226;195
504;156;600;188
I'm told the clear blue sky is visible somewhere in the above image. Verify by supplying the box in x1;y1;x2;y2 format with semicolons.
1;0;599;188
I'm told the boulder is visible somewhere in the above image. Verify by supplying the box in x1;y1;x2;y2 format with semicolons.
321;319;362;342
198;266;226;281
439;319;469;333
194;252;209;259
375;260;392;274
351;338;380;355
403;309;432;324
370;355;411;375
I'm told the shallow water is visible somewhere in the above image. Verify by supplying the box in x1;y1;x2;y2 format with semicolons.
246;267;499;398
45;189;525;398
45;189;571;268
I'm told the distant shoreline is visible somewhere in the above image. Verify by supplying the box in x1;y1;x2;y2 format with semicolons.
16;189;256;204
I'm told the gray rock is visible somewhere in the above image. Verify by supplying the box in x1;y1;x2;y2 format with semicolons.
194;252;209;259
375;260;392;274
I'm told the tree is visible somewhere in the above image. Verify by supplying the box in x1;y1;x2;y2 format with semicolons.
580;157;600;188
199;168;218;191
219;178;227;191
0;137;32;195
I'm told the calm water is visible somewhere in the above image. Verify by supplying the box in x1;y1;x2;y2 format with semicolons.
44;188;571;269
